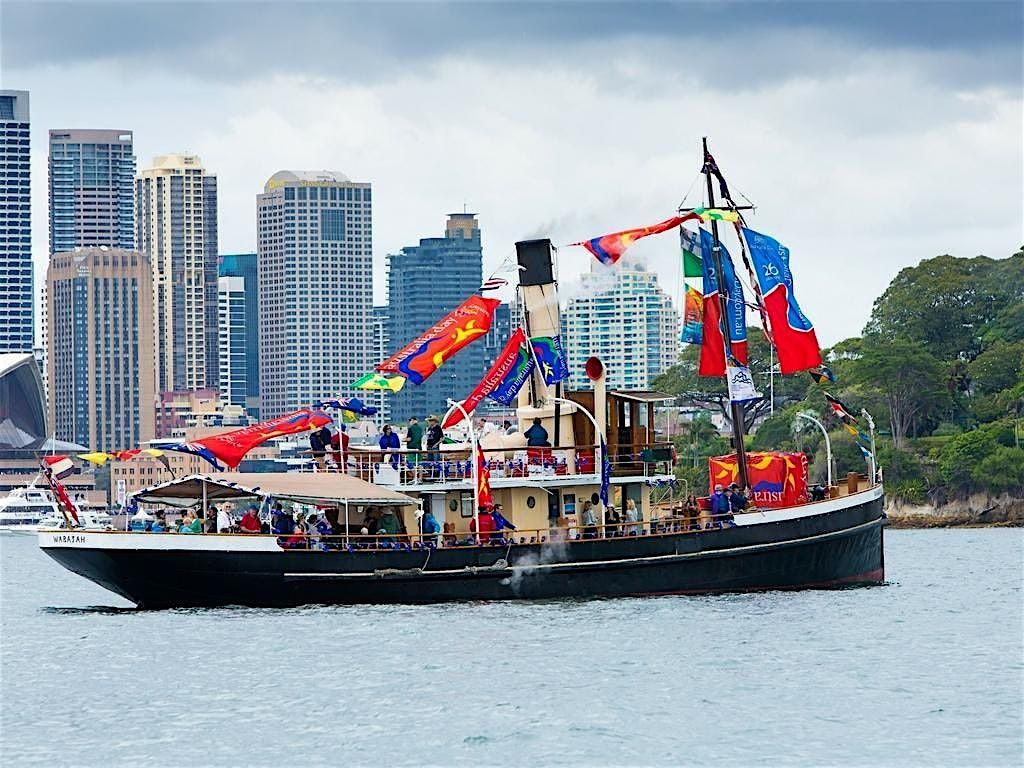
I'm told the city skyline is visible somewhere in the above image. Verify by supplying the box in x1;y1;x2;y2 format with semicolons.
5;1;1021;349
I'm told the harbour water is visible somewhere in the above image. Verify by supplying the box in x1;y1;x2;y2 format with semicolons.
1;529;1021;766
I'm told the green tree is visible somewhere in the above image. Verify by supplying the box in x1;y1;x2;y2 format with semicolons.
968;341;1024;397
844;337;950;448
864;252;1023;362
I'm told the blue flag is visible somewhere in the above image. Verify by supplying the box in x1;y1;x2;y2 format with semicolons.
530;335;570;385
488;346;535;405
699;228;747;348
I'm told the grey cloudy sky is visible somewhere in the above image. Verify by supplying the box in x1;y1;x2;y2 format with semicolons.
4;0;1022;345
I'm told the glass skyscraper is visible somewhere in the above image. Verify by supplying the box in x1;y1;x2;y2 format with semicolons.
218;253;260;419
257;171;373;418
0;91;32;354
386;213;488;424
48;129;135;254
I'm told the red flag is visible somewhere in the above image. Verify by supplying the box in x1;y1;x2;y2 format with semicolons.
41;463;80;525
444;329;528;428
378;295;500;385
698;293;748;376
42;455;75;480
194;408;333;469
476;445;493;509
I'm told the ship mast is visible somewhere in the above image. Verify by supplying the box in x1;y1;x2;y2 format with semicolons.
701;137;750;489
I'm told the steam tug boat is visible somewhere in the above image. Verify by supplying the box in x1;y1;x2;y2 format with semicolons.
39;145;885;608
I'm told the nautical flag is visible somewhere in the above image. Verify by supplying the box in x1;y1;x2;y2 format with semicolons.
315;397;379;417
111;449;141;461
488;343;534;405
139;449;173;475
727;361;761;404
192;408;334;469
158;442;226;472
698;228;748;376
808;366;836;385
599;438;611;506
743;227;822;374
476;445;493;509
680;228;703;278
41;461;79;525
42;455;75;480
530;335;570;385
573;211;740;267
78;452;114;466
681;283;704;344
377;295;500;385
824;392;857;425
352;373;406;392
702;150;734;203
445;329;529;428
479;277;509;292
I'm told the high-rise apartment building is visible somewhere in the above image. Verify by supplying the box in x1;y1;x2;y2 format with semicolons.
563;260;679;390
47;248;155;448
0;91;32;354
386;213;486;423
370;305;390;426
257;171;373;418
218;253;260;419
48;129;135;254
218;276;248;413
136;154;219;394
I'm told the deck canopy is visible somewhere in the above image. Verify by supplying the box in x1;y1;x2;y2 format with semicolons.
131;472;417;508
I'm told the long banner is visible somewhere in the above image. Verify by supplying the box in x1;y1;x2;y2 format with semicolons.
444;329;528;428
377;295;501;385
189;408;333;470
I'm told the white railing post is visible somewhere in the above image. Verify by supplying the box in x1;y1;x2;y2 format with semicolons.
794;412;832;488
547;396;606;530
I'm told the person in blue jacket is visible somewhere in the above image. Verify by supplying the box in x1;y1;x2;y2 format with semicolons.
710;484;731;528
379;424;401;468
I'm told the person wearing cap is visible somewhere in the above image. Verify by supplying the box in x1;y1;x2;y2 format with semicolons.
728;483;748;516
710;484;730;528
238;504;262;534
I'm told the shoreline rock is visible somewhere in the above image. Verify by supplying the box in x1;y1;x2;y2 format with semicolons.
885;492;1024;528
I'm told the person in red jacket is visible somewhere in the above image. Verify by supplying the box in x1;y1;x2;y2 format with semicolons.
331;425;349;473
470;505;497;543
238;505;262;534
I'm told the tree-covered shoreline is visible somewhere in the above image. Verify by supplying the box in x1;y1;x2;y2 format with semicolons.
654;249;1024;512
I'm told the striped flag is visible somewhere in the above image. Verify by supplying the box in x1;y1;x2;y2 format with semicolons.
42;455;75;480
479;277;508;292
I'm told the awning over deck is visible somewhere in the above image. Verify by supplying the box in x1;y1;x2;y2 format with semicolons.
131;472;418;508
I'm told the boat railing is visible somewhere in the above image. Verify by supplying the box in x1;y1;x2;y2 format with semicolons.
304;442;676;487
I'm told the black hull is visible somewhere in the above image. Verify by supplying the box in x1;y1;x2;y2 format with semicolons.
42;496;885;608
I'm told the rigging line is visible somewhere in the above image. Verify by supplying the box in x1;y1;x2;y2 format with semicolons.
676;170;703;211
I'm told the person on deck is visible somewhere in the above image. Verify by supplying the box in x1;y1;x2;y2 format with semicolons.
420;508;441;537
376;509;401;542
238;505;262;534
309;427;328;470
580;500;598;539
684;495;700;530
425;415;444;476
216;503;234;533
624;499;641;536
331;425;349;473
710;485;731;528
728;484;749;516
272;503;296;535
379;424;401;469
151;512;167;533
524;418;549;447
406;416;424;469
178;509;202;534
470;506;497;543
502;420;516;435
605;503;621;537
490;503;516;537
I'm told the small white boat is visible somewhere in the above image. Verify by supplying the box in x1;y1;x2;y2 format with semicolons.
0;486;113;535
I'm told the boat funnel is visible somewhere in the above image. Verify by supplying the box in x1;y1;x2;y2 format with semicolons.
587;356;608;443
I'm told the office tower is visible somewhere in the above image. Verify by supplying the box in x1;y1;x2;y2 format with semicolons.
136;154;219;394
563;260;679;390
370;305;390;426
0;91;32;353
218;276;247;412
386;213;486;423
48;129;135;254
47;248;155;448
257;171;373;418
218;253;260;419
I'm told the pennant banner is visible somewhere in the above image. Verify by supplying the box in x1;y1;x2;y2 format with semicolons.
186;408;334;470
352;373;406;392
158;442;226;472
476;445;493;509
681;283;704;344
41;462;80;525
680;227;703;278
444;329;529;428
480;277;509;292
599;438;611;506
808;366;835;385
698;228;748;376
742;227;822;374
314;397;379;416
42;455;75;480
488;344;535;406
377;295;500;385
530;335;570;386
572;210;739;267
78;452;114;466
